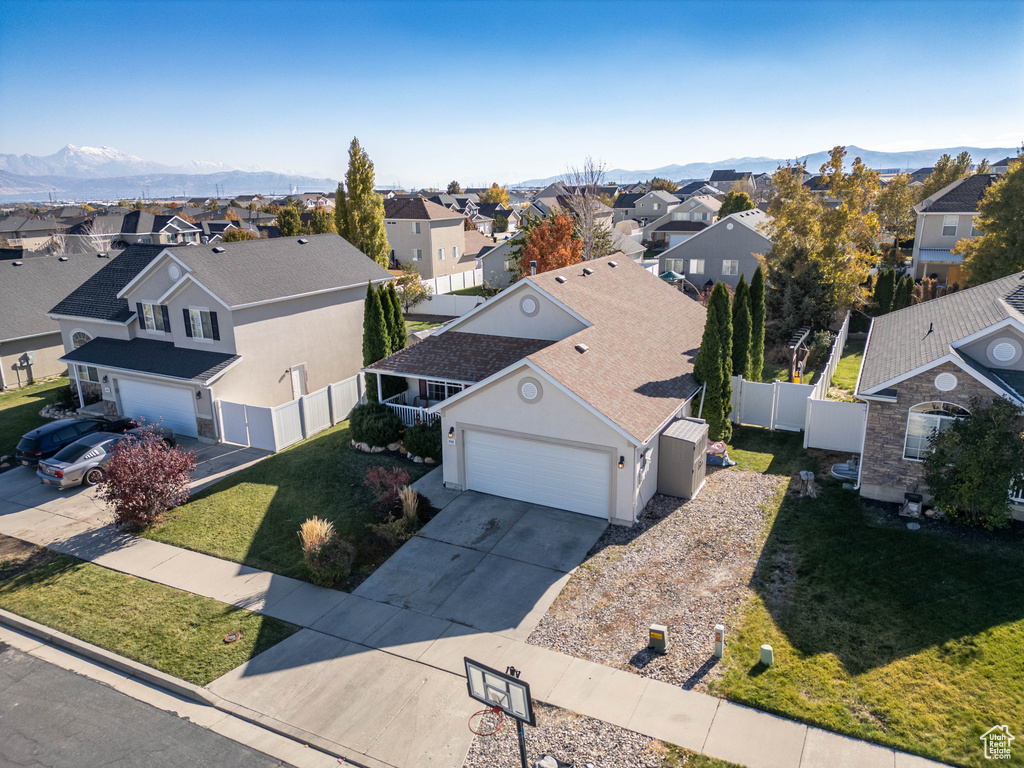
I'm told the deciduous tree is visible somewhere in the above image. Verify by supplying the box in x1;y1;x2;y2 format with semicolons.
446;181;462;195
919;151;973;201
748;266;766;381
718;190;755;220
362;282;391;402
875;173;917;256
220;227;257;242
335;137;391;266
956;151;1024;285
562;157;613;261
309;207;336;234
395;262;432;312
277;206;303;237
519;213;583;276
479;183;509;206
648;177;678;192
732;275;751;380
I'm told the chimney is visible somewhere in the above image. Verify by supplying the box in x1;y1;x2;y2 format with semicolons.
529;260;536;276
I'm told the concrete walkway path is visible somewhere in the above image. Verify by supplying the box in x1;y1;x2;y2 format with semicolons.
0;465;948;768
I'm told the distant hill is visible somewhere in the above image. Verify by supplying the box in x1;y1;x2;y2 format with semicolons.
0;144;234;178
0;169;339;203
517;145;1019;186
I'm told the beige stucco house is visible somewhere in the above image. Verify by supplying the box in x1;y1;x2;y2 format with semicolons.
910;174;995;284
365;257;708;525
49;235;391;439
384;198;479;281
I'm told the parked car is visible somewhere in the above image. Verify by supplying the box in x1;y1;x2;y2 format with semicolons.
36;426;176;489
15;418;133;467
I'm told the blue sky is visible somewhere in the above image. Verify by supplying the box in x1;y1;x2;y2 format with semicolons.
1;0;1021;187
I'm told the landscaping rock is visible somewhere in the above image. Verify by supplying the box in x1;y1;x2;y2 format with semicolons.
387;443;400;452
527;468;785;692
370;446;385;453
424;457;435;464
413;456;424;463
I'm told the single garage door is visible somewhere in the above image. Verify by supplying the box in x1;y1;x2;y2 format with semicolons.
464;430;611;518
117;378;198;437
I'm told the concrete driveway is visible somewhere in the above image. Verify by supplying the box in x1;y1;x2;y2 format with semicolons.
353;490;608;641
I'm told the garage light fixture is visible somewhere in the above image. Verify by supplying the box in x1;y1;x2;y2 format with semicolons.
102;375;108;383
448;426;455;439
618;456;625;469
196;390;202;400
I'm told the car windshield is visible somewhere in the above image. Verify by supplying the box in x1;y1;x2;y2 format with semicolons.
52;442;104;463
17;437;40;452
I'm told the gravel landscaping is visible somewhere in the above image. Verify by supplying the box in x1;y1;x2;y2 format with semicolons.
528;468;785;692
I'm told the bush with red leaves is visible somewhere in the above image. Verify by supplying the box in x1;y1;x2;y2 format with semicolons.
98;429;197;531
363;465;410;510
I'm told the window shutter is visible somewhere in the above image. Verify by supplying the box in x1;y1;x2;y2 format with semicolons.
160;305;170;331
183;308;193;337
136;302;145;329
210;311;220;341
418;379;428;399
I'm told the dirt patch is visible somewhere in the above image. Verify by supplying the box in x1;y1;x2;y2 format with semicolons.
0;534;56;585
528;469;786;692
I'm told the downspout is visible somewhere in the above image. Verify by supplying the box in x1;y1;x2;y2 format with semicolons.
696;383;707;419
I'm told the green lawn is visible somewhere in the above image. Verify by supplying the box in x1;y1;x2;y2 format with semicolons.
406;319;443;334
663;746;743;767
712;435;1024;767
831;337;865;393
727;427;810;476
145;421;432;581
0;546;297;686
449;285;485;296
0;377;70;461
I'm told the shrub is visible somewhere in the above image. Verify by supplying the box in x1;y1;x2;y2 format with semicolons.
364;465;410;510
355;529;399;568
53;385;77;410
368;514;418;544
809;330;835;366
403;419;442;461
98;428;197;530
297;517;355;586
349;402;402;446
399;486;419;522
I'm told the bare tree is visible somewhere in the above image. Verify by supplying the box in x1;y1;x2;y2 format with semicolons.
562;157;614;261
81;216;124;254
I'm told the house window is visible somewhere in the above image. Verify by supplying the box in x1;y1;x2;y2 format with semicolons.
453;245;459;259
140;303;169;332
689;259;705;275
438;248;445;260
722;260;739;276
186;308;218;340
425;380;463;401
76;364;99;383
139;235;152;244
71;331;92;349
653;203;661;211
942;215;958;237
412;222;422;235
411;249;422;261
166;233;178;243
903;401;969;460
666;259;684;272
971;218;982;237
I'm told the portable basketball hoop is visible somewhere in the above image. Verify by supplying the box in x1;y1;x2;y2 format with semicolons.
465;657;535;768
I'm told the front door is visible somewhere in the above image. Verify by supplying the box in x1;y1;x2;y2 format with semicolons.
290;365;307;399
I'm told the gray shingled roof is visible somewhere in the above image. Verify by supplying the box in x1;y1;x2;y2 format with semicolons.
62;337;239;383
49;245;168;322
613;193;644;209
366;332;555;382
857;271;1024;395
920;174;995;213
1;255;110;341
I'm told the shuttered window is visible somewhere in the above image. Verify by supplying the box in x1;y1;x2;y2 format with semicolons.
184;308;220;341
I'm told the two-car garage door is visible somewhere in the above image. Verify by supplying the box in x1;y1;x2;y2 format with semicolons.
117;379;198;437
464;430;610;518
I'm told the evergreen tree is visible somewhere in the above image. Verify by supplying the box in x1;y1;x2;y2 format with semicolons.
362;283;391;403
892;274;912;311
335;138;391;266
749;266;766;381
309;207;335;234
694;283;734;442
873;269;896;314
277;207;303;237
447;180;462;194
385;283;406;352
710;282;733;442
732;275;752;381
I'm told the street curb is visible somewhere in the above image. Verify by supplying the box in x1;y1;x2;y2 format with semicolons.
0;608;390;768
0;607;219;706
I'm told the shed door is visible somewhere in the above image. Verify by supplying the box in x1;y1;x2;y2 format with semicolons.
464;430;610;518
117;379;197;437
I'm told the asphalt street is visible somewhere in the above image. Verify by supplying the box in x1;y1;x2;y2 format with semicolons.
0;642;294;768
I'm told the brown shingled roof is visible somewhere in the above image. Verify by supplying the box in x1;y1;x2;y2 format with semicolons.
366;332;555;382
383;197;464;221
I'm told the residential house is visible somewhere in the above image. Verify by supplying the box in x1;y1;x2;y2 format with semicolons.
642;194;721;243
854;271;1024;521
477;237;518;289
383;198;477;280
646;221;708;249
658;208;770;289
612;193;645;224
911;174;995;283
0;216;61;250
476;203;521;232
195;220;260;242
709;170;753;194
0;254;108;389
49;236;391;439
365;256;707;524
992;156;1019;174
119;211;202;246
674;182;720;201
629;191;680;229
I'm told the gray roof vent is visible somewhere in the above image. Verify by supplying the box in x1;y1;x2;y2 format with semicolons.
298;238;309;244
212;246;226;254
609;260;618;267
574;343;589;354
58;256;69;261
582;267;594;276
555;275;567;283
12;260;22;266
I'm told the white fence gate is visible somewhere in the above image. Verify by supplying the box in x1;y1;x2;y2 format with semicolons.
217;373;365;452
730;378;815;431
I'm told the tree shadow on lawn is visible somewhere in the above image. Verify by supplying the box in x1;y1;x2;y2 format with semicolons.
752;472;1024;675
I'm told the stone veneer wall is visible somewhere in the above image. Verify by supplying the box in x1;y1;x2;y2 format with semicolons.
197;417;217;440
859;361;996;503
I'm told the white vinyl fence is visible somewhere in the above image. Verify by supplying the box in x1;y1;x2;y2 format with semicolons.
416;293;486;316
217;373;365;452
421;268;483;296
730;378;815;431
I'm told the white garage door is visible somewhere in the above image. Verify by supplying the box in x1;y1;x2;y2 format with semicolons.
464;430;610;518
117;379;198;437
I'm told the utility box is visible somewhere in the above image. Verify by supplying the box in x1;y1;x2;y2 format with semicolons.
649;624;669;654
657;418;709;500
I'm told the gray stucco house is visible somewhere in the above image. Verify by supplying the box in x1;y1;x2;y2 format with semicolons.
911;174;995;284
658;208;771;289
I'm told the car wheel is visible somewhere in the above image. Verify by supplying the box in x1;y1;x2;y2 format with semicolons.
162;439;173;450
83;468;104;486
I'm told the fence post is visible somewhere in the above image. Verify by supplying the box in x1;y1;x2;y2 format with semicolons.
770;382;779;432
803;398;812;449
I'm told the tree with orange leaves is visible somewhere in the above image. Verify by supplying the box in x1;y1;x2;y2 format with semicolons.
518;213;582;277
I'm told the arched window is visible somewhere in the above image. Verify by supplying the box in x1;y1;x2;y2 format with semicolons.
72;330;92;349
904;402;970;460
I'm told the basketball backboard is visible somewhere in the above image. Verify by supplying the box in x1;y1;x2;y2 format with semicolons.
464;657;535;727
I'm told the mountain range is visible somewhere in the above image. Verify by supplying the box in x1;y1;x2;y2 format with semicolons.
517;145;1020;186
0;144;237;178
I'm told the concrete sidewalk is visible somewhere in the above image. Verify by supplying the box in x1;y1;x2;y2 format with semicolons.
0;466;949;768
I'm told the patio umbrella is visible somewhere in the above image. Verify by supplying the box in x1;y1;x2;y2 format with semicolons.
660;270;684;281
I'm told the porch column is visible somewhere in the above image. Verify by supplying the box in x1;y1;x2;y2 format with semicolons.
376;373;383;403
73;368;84;410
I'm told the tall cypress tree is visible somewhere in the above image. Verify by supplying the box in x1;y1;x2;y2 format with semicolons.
732;275;752;381
385;282;406;352
874;269;896;314
336;138;391;267
693;307;726;441
749;265;766;381
710;282;733;443
362;282;391;402
892;274;912;311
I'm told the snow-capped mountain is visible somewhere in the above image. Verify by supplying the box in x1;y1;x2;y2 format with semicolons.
0;144;236;178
